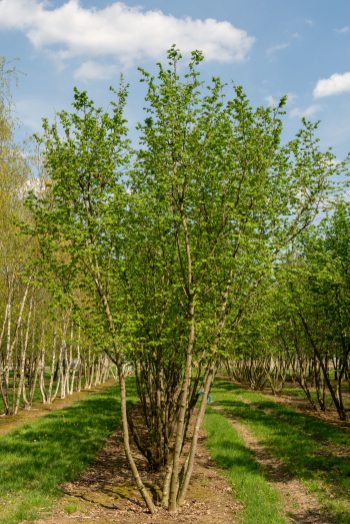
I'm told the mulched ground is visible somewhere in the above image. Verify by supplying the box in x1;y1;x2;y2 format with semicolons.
35;424;240;524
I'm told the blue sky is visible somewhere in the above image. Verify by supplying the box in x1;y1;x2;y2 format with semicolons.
1;0;350;159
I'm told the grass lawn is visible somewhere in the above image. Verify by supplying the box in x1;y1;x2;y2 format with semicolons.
281;384;350;412
0;385;121;524
211;380;350;524
204;408;287;524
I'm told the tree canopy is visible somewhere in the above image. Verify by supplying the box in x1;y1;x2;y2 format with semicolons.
24;47;346;513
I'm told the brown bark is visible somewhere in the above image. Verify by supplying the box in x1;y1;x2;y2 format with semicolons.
168;297;195;512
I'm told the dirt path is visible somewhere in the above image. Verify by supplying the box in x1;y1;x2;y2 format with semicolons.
213;404;335;524
0;379;116;438
35;425;240;524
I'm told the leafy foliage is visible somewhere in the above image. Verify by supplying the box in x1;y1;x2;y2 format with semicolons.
25;47;342;511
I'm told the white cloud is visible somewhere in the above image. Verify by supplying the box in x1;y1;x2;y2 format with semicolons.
290;104;322;118
266;95;277;107
0;0;255;66
74;61;117;81
266;42;290;56
285;92;297;105
336;26;350;34
313;72;350;98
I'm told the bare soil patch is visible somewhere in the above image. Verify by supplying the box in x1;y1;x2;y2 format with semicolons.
35;425;240;524
0;380;116;438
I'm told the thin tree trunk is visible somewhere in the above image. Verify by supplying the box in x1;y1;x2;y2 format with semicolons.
177;363;215;506
69;325;80;394
92;256;156;513
118;370;156;514
169;297;195;512
14;290;34;414
47;332;58;403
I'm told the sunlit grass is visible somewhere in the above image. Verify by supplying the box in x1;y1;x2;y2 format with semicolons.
0;385;120;523
204;408;286;524
212;380;350;524
282;384;350;411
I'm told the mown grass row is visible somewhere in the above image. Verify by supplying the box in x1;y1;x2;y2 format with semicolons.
204;408;287;524
0;385;121;523
1;378;282;524
2;377;349;524
282;384;350;411
210;380;350;524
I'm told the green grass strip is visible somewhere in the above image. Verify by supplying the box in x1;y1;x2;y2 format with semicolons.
0;385;121;524
282;385;350;411
204;408;287;524
212;380;350;524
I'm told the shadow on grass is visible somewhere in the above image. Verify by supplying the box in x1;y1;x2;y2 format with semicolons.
204;409;286;524
212;381;350;524
0;385;122;523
